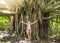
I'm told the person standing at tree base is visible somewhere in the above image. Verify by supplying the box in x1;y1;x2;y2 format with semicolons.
20;20;37;40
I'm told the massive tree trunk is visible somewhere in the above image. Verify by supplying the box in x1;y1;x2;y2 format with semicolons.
16;0;50;40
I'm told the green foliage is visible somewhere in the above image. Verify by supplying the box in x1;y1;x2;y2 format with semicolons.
0;16;10;31
49;16;60;37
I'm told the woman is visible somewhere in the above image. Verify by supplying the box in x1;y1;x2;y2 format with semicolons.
20;20;37;40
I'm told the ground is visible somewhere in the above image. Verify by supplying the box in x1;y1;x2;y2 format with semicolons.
0;31;60;43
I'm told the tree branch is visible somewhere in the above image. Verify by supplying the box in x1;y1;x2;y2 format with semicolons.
42;13;60;19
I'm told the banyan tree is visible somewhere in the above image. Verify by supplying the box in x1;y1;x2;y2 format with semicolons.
15;0;60;40
0;0;60;40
